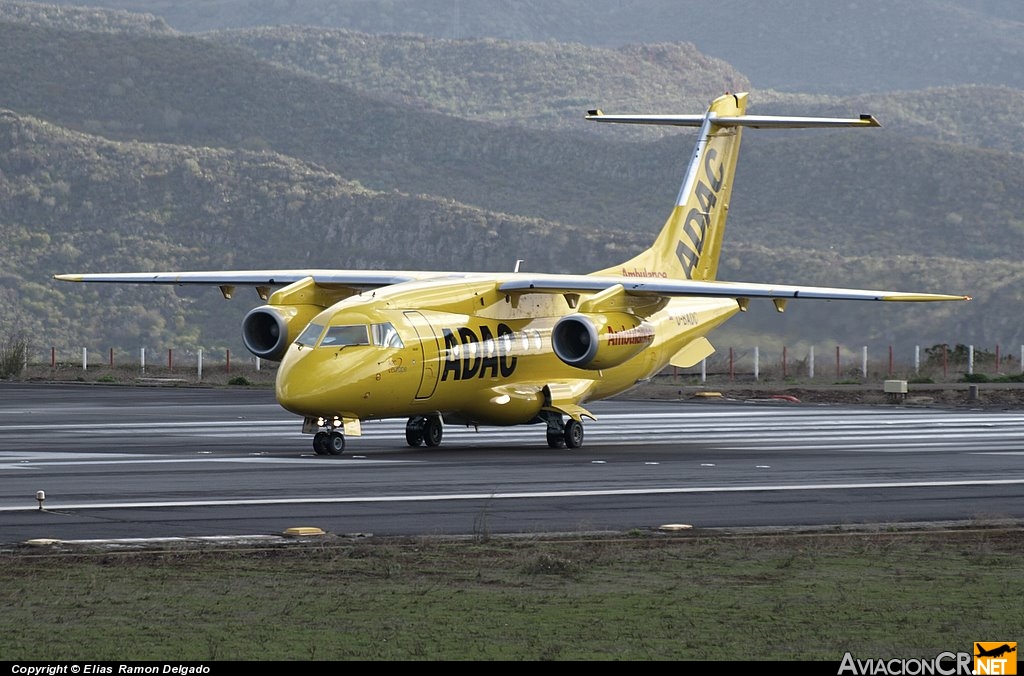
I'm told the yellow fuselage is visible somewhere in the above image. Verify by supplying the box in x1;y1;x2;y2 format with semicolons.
275;276;738;426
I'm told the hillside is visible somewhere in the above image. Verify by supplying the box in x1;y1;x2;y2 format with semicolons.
3;19;1022;264
0;110;652;349
207;26;1024;155
42;0;1024;94
0;1;1017;356
4;110;1006;355
208;27;749;133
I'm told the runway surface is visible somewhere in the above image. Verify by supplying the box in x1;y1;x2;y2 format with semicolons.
2;383;1024;542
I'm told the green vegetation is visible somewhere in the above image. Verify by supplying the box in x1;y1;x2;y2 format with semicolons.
2;528;1020;660
0;2;1020;355
961;373;1024;384
43;1;1024;95
0;331;30;378
213;27;748;133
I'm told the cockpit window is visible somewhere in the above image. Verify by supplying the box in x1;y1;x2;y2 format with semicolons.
320;325;370;347
372;322;404;348
295;322;324;347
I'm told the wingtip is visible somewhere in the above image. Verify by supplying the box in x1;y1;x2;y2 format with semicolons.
881;292;972;302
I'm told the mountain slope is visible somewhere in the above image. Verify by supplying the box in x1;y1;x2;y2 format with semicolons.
42;0;1024;93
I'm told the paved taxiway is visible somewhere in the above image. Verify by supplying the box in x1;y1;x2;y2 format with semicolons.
1;383;1023;542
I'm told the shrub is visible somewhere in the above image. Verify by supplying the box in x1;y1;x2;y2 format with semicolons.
0;332;30;377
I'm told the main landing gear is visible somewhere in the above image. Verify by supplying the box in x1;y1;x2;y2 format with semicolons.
406;415;443;447
544;414;584;449
312;430;346;456
311;413;586;452
403;413;585;449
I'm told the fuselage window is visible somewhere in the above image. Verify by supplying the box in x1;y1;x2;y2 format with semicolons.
519;331;530;352
530;329;543;350
372;322;404;348
296;323;325;347
320;324;370;347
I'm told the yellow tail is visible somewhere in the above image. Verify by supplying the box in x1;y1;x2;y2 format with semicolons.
594;92;747;281
588;92;878;282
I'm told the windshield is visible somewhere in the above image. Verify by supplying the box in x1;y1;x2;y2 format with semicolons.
320;324;370;347
295;323;324;347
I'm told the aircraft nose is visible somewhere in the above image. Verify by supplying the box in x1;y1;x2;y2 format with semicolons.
274;348;326;416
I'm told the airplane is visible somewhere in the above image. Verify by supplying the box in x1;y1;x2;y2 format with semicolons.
56;92;969;454
976;644;1016;659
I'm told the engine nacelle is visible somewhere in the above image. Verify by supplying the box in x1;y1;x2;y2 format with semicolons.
242;304;323;361
551;311;654;370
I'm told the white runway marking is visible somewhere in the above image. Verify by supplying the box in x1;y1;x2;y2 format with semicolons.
2;477;1023;513
5;409;1024;457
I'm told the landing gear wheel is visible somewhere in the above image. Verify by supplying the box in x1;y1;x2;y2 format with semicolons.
405;416;425;447
546;428;566;449
563;419;584;449
422;415;443;447
327;430;346;455
313;431;330;456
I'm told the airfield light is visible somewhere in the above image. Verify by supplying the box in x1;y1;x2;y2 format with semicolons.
35;490;45;510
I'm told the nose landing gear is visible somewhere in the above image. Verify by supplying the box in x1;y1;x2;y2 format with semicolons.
313;430;346;455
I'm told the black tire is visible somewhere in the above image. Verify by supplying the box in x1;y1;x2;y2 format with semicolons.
327;431;346;455
546;429;566;449
313;431;330;456
422;415;443;447
564;419;584;449
405;417;425;447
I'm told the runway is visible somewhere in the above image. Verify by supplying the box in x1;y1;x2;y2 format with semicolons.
1;383;1024;542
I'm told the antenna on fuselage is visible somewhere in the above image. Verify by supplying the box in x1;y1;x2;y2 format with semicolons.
514;259;524;273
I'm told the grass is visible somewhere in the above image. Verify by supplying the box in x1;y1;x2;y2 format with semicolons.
1;527;1021;660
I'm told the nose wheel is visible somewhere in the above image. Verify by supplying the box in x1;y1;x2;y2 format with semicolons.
313;430;346;455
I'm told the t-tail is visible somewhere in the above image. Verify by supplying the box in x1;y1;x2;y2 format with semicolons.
588;92;879;281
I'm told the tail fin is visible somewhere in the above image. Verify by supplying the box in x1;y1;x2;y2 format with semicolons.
589;92;879;281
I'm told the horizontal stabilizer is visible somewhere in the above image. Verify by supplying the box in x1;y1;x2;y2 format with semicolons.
586;112;880;129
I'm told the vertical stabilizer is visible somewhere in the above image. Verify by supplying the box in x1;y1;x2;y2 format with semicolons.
588;92;879;281
593;92;747;281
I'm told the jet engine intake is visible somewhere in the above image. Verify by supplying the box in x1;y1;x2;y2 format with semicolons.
551;312;654;370
242;304;322;361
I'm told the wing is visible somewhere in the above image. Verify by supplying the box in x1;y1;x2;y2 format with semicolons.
53;269;433;287
53;269;453;300
55;269;970;303
498;274;971;303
